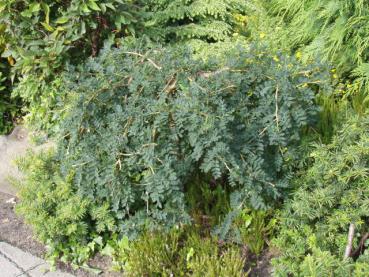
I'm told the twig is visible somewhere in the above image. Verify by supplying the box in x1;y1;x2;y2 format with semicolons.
198;67;230;78
275;86;280;131
350;232;369;260
344;223;355;259
123;51;162;70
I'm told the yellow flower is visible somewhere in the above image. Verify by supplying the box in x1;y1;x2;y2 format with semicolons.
333;74;338;79
273;56;280;62
7;56;14;66
259;33;266;39
295;51;302;59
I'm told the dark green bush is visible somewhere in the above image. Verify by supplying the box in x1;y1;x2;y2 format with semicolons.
272;115;369;276
55;40;328;236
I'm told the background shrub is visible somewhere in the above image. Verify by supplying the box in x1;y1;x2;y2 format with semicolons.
0;0;140;132
270;0;369;113
144;0;248;42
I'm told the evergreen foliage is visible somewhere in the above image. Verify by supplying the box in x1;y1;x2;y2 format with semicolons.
144;0;247;42
55;40;328;236
16;150;116;266
270;0;369;112
272;115;369;276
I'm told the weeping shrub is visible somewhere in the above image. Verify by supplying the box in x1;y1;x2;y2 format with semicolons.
55;40;328;236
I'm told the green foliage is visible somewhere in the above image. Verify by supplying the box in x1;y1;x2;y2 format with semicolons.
185;174;230;227
272;115;369;276
184;234;246;277
16;150;116;267
236;209;277;255
0;0;140;132
104;228;246;276
270;0;369;113
0;69;18;134
0;25;20;134
0;0;138;76
55;39;327;236
144;0;248;42
212;206;277;256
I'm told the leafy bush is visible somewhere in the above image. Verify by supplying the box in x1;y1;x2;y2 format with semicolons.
272;115;369;276
144;0;247;42
0;0;140;131
16;151;116;267
0;24;20;134
54;40;328;236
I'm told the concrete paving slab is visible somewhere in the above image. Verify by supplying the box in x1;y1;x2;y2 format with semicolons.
0;242;45;271
0;126;53;196
28;264;75;277
0;242;74;277
0;254;22;276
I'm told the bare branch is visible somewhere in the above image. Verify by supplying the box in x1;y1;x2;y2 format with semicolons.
123;51;162;70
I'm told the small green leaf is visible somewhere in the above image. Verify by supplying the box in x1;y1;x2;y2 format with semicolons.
105;3;116;10
0;3;7;12
41;22;54;32
29;2;41;13
81;3;90;13
41;3;50;24
88;1;101;11
55;17;69;24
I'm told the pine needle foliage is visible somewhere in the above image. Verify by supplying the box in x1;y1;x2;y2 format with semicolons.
56;40;328;236
16;150;116;266
272;115;369;276
144;0;247;42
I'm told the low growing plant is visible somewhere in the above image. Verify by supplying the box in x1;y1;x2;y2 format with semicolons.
103;227;246;276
